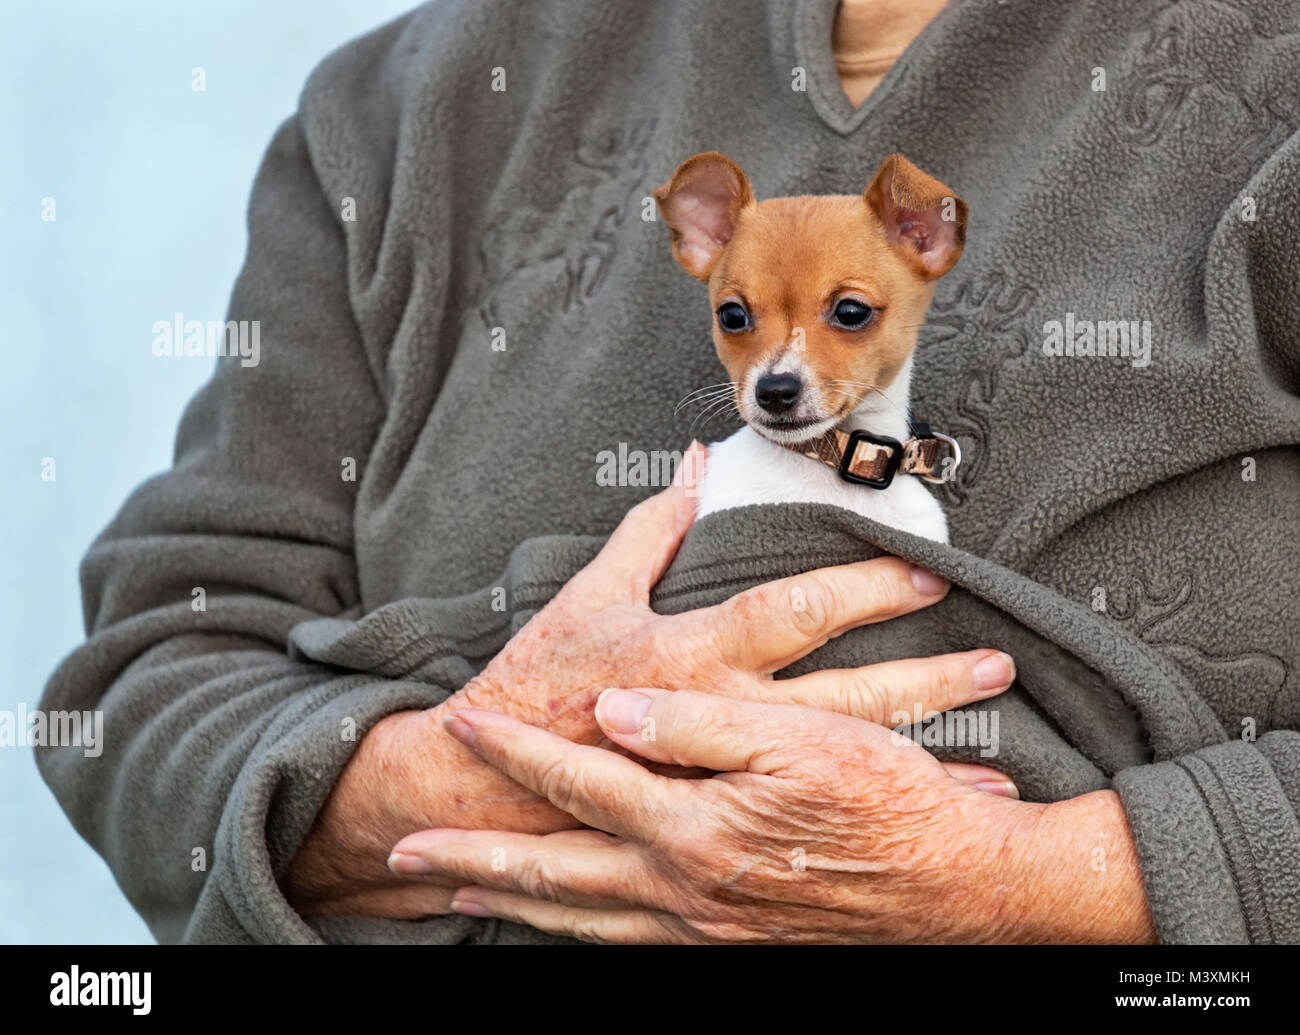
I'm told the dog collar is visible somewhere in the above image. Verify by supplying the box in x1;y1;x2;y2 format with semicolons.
781;422;961;490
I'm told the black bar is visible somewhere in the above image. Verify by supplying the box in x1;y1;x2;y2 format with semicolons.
0;944;1287;1022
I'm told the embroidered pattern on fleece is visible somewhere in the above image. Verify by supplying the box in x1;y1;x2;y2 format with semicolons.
462;117;657;337
1105;571;1290;731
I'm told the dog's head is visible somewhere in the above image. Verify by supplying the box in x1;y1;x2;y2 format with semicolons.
655;152;967;443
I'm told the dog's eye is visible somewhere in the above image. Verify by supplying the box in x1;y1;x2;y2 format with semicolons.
831;299;874;329
716;302;751;333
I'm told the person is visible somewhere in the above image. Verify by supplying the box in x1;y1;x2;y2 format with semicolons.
38;0;1300;944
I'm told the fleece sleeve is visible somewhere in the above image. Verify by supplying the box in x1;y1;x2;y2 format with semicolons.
1112;131;1300;945
1115;735;1300;943
34;108;470;944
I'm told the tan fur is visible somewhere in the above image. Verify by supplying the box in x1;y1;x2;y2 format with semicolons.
654;152;968;423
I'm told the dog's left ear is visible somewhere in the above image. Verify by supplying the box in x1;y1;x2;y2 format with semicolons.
865;154;968;279
653;152;755;281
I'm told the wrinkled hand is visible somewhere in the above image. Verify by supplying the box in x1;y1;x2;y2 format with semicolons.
287;442;1017;918
447;441;1015;779
390;690;1156;944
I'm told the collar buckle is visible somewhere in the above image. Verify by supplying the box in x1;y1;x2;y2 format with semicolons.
789;421;962;491
838;430;904;489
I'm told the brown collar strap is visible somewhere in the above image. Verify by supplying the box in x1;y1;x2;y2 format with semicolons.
781;422;962;490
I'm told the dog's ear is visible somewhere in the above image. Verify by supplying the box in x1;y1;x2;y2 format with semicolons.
864;154;968;279
653;152;754;281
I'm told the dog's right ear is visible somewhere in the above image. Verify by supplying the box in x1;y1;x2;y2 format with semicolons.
653;152;754;281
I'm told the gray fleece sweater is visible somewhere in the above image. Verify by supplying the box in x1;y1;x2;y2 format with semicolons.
38;0;1300;944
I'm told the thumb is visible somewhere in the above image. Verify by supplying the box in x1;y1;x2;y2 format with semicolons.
569;441;706;605
595;686;824;774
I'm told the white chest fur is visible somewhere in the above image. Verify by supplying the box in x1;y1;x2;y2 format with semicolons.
691;356;950;543
695;426;950;543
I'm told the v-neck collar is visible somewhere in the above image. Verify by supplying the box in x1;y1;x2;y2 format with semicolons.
790;0;964;136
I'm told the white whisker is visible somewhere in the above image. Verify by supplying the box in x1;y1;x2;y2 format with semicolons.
688;394;741;437
673;381;739;415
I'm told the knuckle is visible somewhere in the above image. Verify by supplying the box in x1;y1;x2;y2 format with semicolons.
785;573;840;638
791;747;858;800
838;668;890;720
568;908;614;944
862;563;909;615
535;756;581;814
625;620;660;668
517;850;564;901
695;591;770;667
645;616;692;667
929;660;962;705
646;619;720;689
674;828;734;884
720;584;771;629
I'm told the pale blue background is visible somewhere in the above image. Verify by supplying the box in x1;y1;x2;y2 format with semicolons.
1;0;419;943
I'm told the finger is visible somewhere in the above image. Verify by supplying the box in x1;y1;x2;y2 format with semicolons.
569;440;706;605
450;887;687;944
941;762;1020;799
696;556;950;673
297;881;458;920
388;828;656;909
443;708;679;841
595;686;839;774
768;649;1015;724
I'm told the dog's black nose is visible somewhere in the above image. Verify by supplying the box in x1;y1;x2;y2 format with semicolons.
755;372;802;414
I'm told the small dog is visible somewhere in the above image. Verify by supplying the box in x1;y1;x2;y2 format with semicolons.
655;152;968;543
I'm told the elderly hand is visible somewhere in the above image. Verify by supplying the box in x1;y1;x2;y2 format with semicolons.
288;442;1017;918
389;689;1157;943
443;442;1012;768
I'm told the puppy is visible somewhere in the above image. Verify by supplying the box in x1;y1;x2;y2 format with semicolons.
655;152;968;543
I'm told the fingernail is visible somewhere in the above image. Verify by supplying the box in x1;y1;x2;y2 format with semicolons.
674;442;698;483
972;651;1016;694
973;780;1020;800
387;851;434;875
442;712;477;747
675;441;706;491
451;894;495;918
596;688;653;735
910;565;949;595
